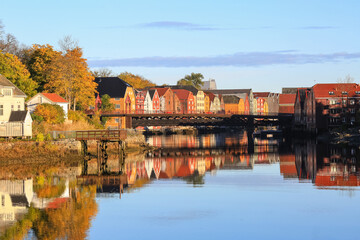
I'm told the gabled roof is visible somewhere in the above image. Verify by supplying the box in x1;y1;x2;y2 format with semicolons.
279;94;296;104
95;77;132;98
41;93;68;103
9;111;28;122
204;91;216;101
223;95;240;104
148;89;157;99
172;89;193;101
253;92;270;98
0;74;26;97
152;87;170;97
312;83;359;98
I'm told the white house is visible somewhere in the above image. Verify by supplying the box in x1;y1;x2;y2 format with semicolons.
26;93;69;118
144;90;152;113
0;74;32;138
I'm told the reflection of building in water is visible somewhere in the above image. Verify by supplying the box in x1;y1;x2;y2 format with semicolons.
0;179;33;235
284;143;360;187
31;179;70;209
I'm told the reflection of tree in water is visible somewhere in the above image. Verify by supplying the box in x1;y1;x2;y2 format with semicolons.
184;170;205;186
1;184;98;240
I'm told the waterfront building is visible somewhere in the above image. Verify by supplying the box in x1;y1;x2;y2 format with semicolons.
305;83;360;131
279;94;296;114
26;93;69;118
0;74;32;138
148;89;160;113
172;89;196;114
207;89;253;114
206;92;221;113
151;88;174;113
95;77;135;128
223;95;241;114
204;93;210;113
135;90;146;114
253;92;269;115
144;90;152;113
294;88;312;128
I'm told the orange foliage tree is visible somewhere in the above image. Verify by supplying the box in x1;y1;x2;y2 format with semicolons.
45;47;97;110
33;103;65;124
119;71;155;89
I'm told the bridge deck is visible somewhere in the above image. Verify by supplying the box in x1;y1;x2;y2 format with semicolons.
75;130;127;141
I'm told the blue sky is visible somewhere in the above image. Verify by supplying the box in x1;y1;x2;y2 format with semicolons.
1;0;359;92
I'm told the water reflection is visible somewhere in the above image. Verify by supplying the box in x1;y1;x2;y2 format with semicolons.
1;132;360;239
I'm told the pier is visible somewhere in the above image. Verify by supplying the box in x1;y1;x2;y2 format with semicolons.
76;130;127;175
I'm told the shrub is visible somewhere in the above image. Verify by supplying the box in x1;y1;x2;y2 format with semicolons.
35;133;44;142
33;103;65;124
45;133;52;141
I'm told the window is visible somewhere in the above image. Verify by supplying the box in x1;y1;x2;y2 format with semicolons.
329;91;334;95
115;118;120;123
350;108;356;114
115;104;120;109
342;117;346;123
3;89;11;96
11;105;14;111
0;105;3;116
342;100;347;105
350;99;355;105
1;195;4;206
115;97;120;101
330;99;336;105
356;91;360;95
342;91;348;95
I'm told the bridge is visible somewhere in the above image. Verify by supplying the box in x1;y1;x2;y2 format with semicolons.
97;112;293;129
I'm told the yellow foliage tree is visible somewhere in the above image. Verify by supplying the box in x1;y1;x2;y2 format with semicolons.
45;47;97;110
118;72;155;89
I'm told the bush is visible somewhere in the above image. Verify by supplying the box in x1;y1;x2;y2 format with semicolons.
45;133;52;141
68;110;87;122
35;133;44;142
33;103;65;124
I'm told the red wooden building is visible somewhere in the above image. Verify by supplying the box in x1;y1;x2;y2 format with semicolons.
135;90;147;114
172;89;196;114
279;94;296;114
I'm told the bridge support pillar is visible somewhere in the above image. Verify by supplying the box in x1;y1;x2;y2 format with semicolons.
246;116;255;154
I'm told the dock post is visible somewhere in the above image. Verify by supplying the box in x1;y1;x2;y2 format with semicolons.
246;116;255;154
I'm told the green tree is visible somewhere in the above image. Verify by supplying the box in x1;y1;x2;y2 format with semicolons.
177;72;204;89
0;51;37;97
100;94;114;125
118;71;155;89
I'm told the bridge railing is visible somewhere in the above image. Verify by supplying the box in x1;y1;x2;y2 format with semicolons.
75;130;127;140
95;110;288;116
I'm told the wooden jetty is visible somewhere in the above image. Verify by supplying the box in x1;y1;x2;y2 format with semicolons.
76;130;127;175
77;175;128;198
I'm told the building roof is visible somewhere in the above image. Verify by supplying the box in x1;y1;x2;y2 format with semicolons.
95;77;132;98
166;85;199;95
223;95;240;104
204;91;216;101
253;92;270;98
0;74;26;97
41;93;68;103
152;87;170;97
282;88;302;94
312;83;359;98
207;89;252;96
172;89;193;101
148;89;157;99
9;111;28;122
279;94;296;104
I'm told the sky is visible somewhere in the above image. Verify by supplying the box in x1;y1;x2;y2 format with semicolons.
1;0;360;92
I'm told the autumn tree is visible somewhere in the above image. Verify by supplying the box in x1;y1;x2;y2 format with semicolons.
118;71;155;89
0;51;37;97
177;72;204;89
45;47;97;110
24;44;61;92
33;103;65;124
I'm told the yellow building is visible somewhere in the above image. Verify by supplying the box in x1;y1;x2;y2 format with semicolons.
204;93;210;113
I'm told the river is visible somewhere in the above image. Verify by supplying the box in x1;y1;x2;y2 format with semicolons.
1;131;359;239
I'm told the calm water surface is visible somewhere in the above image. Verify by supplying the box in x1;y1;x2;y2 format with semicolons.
1;132;359;240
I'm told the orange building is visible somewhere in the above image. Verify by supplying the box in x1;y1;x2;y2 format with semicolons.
95;77;135;128
223;95;240;114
